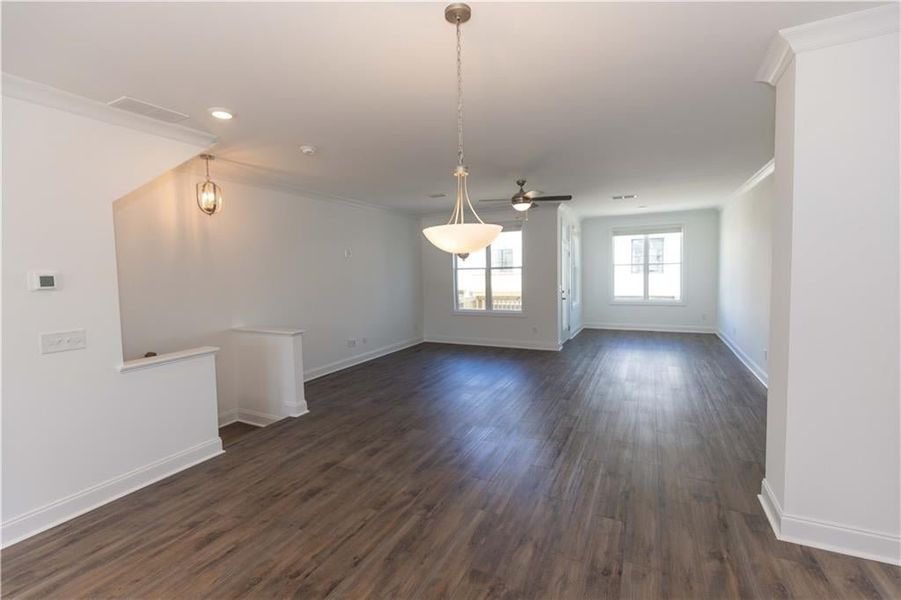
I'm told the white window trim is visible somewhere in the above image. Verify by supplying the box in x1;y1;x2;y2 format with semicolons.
453;224;525;315
609;225;685;306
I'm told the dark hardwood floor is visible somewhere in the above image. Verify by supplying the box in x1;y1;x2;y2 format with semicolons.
219;421;262;449
3;331;899;598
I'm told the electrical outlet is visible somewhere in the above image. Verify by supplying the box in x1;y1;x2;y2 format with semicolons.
347;338;357;348
763;349;768;361
344;249;353;259
41;329;86;354
701;313;707;322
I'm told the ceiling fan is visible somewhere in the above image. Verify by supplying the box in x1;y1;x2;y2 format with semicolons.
479;179;573;212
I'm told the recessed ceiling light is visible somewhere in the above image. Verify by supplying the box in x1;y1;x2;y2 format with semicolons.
428;193;447;199
299;145;317;156
612;194;638;200
208;107;234;120
638;204;648;209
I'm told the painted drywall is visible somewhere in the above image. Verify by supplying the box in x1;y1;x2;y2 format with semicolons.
1;93;220;545
764;24;900;564
718;173;773;384
113;169;423;417
581;209;719;332
421;207;561;351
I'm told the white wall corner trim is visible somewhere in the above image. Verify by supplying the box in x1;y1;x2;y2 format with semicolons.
756;4;900;86
759;479;901;566
727;159;775;205
303;337;424;382
218;409;239;428
424;335;562;352
1;438;223;548
582;323;715;335
1;73;218;147
716;331;768;387
119;346;219;373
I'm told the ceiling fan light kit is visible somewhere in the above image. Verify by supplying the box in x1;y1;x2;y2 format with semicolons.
422;3;502;256
478;179;573;211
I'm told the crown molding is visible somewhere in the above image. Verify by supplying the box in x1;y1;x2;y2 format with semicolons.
2;73;217;148
756;4;900;86
726;158;774;204
172;161;415;216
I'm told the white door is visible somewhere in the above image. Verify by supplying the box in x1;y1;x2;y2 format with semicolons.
561;224;572;340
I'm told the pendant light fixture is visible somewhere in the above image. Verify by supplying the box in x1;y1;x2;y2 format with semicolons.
422;3;502;255
196;154;223;216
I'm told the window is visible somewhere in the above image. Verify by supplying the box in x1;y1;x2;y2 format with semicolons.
613;227;682;302
454;228;522;312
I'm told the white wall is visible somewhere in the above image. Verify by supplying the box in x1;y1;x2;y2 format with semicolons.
581;209;719;332
761;12;900;564
421;207;561;351
1;90;221;545
113;169;423;403
718;172;773;385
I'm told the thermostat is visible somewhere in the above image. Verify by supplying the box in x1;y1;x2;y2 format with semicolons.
29;271;59;291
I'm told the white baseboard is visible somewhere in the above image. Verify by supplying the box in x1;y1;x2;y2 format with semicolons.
282;402;309;419
423;335;562;352
219;405;307;427
759;479;901;566
303;337;423;382
582;322;716;334
1;438;223;548
231;408;284;427
716;331;768;387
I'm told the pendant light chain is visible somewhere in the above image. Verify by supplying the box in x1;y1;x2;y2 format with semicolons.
448;14;484;226
456;18;464;168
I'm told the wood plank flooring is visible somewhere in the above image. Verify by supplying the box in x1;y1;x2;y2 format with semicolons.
220;421;262;448
3;330;899;598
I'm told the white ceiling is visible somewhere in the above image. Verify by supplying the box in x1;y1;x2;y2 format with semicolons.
2;2;876;217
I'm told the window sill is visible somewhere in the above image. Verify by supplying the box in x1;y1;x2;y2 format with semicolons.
453;310;526;318
609;300;685;307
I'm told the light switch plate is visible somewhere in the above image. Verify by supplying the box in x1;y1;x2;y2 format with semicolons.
40;329;86;354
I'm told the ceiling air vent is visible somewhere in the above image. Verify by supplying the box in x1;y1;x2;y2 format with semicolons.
107;96;189;124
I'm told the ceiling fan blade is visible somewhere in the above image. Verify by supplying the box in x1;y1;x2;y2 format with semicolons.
531;195;572;202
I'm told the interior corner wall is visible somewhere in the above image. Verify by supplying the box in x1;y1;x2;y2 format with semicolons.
112;170;423;399
718;173;773;385
420;207;561;351
766;30;900;564
581;209;719;332
1;96;218;544
766;60;795;512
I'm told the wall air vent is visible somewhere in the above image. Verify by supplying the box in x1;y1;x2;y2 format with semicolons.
107;96;190;124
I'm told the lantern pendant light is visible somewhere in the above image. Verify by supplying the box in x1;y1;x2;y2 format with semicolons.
196;154;223;216
422;3;502;255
